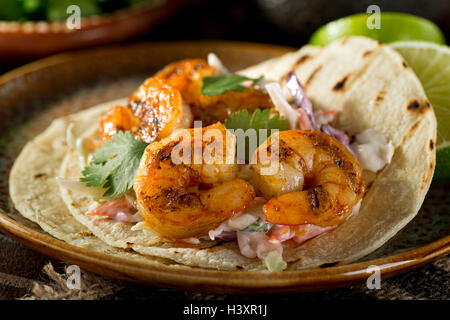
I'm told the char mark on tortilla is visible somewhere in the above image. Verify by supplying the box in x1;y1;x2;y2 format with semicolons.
375;90;387;106
305;65;323;87
362;50;373;58
401;119;422;144
294;54;312;68
33;173;48;179
332;74;351;92
421;161;435;190
407;99;431;113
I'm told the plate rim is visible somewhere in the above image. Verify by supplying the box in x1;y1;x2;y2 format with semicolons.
1;212;448;293
0;40;449;294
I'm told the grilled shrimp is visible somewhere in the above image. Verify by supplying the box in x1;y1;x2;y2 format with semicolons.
100;59;272;142
155;59;274;125
100;77;193;143
155;58;216;106
134;122;256;239
99;105;140;142
251;130;365;227
128;77;193;143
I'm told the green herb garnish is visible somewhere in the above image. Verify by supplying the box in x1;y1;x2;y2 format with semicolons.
201;74;263;96
80;131;148;198
224;109;289;162
242;218;273;233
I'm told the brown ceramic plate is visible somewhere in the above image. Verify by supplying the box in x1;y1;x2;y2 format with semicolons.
0;0;183;61
0;41;448;294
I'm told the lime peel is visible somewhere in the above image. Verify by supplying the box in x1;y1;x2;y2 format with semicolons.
390;41;450;181
309;12;446;46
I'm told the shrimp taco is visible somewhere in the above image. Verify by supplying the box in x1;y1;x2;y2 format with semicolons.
9;37;436;271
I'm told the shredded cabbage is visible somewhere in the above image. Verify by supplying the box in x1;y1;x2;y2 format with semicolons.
286;71;316;128
284;72;357;154
65;122;95;166
181;237;201;245
75;137;91;167
207;53;229;75
86;198;142;223
209;197;266;240
321;125;354;154
263;251;287;271
228;213;260;230
265;82;299;130
131;222;148;231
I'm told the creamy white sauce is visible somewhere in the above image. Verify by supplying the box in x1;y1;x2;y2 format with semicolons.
351;128;394;172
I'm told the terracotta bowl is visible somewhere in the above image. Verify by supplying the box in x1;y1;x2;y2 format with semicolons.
0;1;183;61
0;41;448;293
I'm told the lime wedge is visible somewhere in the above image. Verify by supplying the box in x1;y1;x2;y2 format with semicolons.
309;13;445;45
390;41;450;181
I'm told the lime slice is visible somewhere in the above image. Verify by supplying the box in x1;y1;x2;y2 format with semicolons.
309;12;445;45
390;41;450;181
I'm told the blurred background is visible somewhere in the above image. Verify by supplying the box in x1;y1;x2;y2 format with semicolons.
0;0;449;72
149;0;450;45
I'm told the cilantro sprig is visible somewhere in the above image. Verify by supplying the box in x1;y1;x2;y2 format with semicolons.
80;131;148;198
201;74;263;96
224;109;289;162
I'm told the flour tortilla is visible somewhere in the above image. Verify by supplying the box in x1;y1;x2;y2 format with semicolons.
8;99;181;267
241;37;436;268
10;37;436;270
56;103;262;271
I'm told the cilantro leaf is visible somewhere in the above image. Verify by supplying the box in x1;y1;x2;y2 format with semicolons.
80;131;148;198
224;109;289;162
242;218;273;233
201;74;263;96
250;109;290;132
